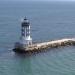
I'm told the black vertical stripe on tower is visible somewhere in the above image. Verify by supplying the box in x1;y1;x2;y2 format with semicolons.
21;27;25;36
22;32;25;36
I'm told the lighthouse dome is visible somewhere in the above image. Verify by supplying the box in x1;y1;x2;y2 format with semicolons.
22;17;30;26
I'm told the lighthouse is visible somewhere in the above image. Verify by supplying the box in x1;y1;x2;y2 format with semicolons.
19;17;32;47
14;17;32;50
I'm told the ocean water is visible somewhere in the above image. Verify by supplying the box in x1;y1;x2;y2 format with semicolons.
0;1;75;75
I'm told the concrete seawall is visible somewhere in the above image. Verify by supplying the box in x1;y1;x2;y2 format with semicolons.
13;38;75;53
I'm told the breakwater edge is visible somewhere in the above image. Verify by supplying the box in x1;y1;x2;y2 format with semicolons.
13;38;75;53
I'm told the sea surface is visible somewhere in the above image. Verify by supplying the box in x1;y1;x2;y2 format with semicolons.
0;1;75;75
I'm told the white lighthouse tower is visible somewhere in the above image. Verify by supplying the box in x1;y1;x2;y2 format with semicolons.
20;17;32;47
14;17;32;51
14;17;32;49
